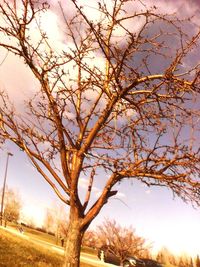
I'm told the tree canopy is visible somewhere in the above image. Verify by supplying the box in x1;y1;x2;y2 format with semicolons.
96;218;150;262
0;0;200;266
3;187;21;226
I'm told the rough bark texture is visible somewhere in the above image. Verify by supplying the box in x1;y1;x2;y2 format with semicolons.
63;205;87;267
64;220;84;267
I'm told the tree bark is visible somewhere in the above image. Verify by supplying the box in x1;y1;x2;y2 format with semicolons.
63;213;85;267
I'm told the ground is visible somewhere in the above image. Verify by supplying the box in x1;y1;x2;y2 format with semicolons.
0;225;116;266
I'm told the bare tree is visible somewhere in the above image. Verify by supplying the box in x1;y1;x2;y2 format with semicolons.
156;249;195;267
196;255;200;267
3;187;21;227
43;204;68;244
0;0;200;266
43;208;55;234
82;230;98;249
96;218;151;263
156;247;177;266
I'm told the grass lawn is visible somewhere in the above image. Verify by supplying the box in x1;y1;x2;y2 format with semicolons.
0;228;95;267
7;222;97;256
8;223;57;245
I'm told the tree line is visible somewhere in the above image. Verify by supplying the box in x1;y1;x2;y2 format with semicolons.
157;248;200;267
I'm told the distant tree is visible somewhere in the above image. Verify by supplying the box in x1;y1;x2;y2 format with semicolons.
170;255;177;266
1;0;200;266
156;252;165;264
178;256;192;267
82;230;97;248
156;247;177;266
196;255;200;267
43;208;55;234
43;203;68;244
26;218;36;229
157;252;193;267
184;258;190;267
96;218;151;264
3;188;21;227
179;257;185;267
189;257;194;267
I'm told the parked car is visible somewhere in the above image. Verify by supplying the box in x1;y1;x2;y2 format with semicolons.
123;258;163;267
98;247;163;267
98;247;145;266
123;256;145;267
141;259;163;267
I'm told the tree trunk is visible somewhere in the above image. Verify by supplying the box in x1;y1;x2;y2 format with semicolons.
63;216;84;267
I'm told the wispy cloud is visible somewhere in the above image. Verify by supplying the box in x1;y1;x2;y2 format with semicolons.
116;192;126;198
145;190;151;195
79;177;101;193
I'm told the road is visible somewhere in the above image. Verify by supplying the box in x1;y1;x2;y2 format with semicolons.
0;226;117;267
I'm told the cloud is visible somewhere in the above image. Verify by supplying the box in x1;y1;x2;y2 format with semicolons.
79;177;101;193
78;177;126;201
145;0;199;15
1;0;198;93
145;190;151;195
116;192;126;198
0;50;38;102
1;0;199;125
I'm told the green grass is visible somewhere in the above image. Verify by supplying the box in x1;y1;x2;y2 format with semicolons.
7;223;98;256
24;227;57;245
0;229;62;267
81;246;97;256
8;223;57;245
0;228;95;267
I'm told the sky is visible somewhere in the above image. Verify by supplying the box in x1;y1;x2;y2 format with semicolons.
1;0;200;258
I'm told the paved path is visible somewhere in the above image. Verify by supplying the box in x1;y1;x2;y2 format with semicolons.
0;226;117;267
